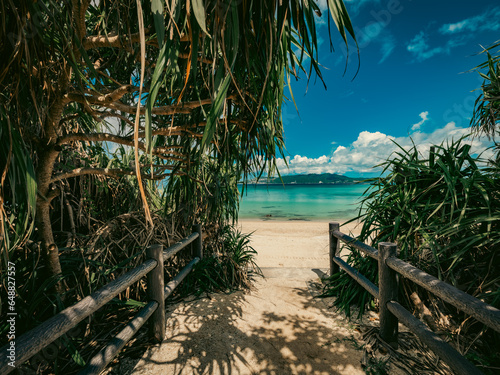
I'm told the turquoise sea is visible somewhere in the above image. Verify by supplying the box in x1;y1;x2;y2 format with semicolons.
239;184;367;221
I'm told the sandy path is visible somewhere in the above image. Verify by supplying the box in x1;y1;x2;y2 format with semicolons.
132;220;364;375
238;220;361;269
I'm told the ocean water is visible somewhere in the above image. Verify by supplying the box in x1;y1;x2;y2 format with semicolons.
238;184;367;221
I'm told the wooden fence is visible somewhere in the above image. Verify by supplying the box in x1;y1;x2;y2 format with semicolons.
0;224;203;375
329;222;500;375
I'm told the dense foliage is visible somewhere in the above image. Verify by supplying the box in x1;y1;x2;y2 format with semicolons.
176;225;261;298
322;139;500;372
472;39;500;143
0;0;356;276
0;1;356;372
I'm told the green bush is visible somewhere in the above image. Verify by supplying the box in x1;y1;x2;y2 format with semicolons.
321;138;500;372
176;225;261;298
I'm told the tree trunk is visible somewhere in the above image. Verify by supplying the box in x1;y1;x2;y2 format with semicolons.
35;97;66;295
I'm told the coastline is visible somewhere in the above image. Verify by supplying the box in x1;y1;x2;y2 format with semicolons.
238;183;366;222
237;218;362;269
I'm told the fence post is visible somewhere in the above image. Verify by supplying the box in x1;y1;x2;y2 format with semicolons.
146;244;165;342
192;224;203;259
378;242;399;348
329;222;340;276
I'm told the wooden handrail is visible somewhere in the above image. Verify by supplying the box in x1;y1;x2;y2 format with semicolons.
328;222;497;375
79;301;158;375
163;232;199;261
164;257;200;299
386;301;484;375
331;256;379;298
386;256;500;333
331;230;378;260
0;226;204;375
0;259;157;373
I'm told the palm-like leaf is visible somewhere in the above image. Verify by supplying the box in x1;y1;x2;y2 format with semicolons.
0;0;356;273
471;40;500;145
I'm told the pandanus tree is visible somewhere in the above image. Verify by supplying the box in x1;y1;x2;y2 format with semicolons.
0;0;356;290
472;39;500;159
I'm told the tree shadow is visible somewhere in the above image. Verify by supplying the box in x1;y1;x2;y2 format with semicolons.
132;278;364;374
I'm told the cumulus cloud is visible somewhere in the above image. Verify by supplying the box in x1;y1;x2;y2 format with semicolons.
411;111;429;131
439;7;500;35
278;123;492;176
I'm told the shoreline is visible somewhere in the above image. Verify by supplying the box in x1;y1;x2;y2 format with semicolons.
238;217;362;226
237;219;362;269
238;217;355;222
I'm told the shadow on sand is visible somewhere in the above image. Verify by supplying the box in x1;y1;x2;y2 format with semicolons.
132;277;363;375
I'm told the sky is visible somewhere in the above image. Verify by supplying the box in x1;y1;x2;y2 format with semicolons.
278;0;500;177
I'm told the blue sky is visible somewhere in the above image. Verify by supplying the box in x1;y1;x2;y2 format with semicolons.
278;0;500;177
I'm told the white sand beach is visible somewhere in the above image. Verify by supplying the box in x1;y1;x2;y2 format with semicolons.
132;219;367;375
238;219;362;269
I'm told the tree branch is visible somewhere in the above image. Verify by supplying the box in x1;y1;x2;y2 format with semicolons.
178;52;213;65
50;167;168;183
83;30;192;51
72;0;91;42
58;133;190;163
83;29;153;50
58;130;201;147
97;85;138;102
64;92;237;116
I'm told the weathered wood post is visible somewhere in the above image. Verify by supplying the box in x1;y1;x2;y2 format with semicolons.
329;222;340;276
378;242;399;348
192;224;203;259
146;244;165;342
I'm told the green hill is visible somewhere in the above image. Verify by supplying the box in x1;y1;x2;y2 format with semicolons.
266;173;362;184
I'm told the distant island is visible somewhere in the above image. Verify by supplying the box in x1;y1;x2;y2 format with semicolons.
248;173;366;185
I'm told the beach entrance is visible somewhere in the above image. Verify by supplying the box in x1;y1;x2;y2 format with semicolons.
131;220;365;374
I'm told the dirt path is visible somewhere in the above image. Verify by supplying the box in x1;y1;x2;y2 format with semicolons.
131;221;365;375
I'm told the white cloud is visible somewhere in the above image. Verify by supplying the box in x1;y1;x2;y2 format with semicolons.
439;7;500;35
408;8;500;62
407;32;443;61
411;111;429;131
407;31;466;62
407;31;427;53
442;21;467;34
278;123;492;175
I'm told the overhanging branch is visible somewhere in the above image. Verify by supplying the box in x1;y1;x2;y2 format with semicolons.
50;167;168;183
64;93;237;116
83;29;191;50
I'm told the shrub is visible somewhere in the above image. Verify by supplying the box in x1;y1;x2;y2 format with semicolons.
321;138;500;372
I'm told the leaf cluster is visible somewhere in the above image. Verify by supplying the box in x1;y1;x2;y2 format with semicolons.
322;138;500;371
175;224;261;298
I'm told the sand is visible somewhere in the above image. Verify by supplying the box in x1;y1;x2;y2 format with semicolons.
131;219;366;375
238;220;362;269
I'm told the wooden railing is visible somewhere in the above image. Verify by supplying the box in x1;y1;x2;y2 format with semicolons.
328;222;500;375
0;224;203;375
